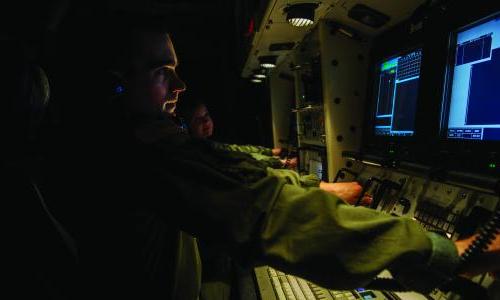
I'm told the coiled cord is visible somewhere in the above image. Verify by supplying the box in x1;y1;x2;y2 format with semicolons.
459;207;500;268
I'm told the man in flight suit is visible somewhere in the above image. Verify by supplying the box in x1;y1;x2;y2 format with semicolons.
71;22;500;300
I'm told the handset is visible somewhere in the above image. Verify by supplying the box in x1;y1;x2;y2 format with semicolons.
437;203;500;298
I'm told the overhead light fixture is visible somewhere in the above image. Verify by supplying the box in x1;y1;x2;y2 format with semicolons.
259;55;278;69
251;78;263;83
252;69;267;79
328;21;358;39
285;3;319;27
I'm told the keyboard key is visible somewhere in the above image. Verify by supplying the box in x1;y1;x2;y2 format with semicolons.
287;275;307;300
297;278;317;300
269;268;278;277
279;276;296;300
271;276;287;300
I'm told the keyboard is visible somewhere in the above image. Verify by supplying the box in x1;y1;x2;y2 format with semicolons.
254;266;390;300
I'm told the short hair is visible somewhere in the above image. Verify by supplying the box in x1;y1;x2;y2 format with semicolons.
102;13;178;75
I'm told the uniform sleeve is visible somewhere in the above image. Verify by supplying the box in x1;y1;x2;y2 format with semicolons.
214;142;273;156
144;135;459;293
266;167;321;188
258;183;460;293
249;153;283;168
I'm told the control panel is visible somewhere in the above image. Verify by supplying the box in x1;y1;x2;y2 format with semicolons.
299;146;328;181
335;158;500;299
297;108;326;146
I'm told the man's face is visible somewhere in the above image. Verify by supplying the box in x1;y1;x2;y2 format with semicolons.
129;33;186;116
190;104;214;139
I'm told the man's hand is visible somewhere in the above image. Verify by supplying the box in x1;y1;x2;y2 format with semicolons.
272;147;282;156
279;157;297;169
287;157;297;169
319;181;371;206
455;233;500;277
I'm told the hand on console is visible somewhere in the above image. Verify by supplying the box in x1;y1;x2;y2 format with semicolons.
319;181;372;206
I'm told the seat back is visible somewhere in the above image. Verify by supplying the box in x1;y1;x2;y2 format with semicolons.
2;38;79;299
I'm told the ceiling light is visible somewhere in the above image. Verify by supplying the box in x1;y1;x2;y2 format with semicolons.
251;78;263;83
259;55;278;69
285;3;319;27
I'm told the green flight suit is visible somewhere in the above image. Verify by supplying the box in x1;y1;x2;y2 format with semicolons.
212;142;274;156
202;142;320;299
132;119;460;298
211;141;283;169
266;167;321;188
211;141;320;187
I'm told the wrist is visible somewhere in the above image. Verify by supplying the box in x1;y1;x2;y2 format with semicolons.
455;235;476;257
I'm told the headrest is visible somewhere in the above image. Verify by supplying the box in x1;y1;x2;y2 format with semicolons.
0;40;50;156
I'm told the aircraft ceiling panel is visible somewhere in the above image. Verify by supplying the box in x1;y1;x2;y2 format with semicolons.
242;0;427;77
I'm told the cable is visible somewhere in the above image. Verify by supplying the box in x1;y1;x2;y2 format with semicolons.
458;204;500;270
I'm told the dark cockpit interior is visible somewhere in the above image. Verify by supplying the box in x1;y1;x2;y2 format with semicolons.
3;1;500;299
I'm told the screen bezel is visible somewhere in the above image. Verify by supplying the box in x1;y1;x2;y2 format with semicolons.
372;46;423;139
440;11;500;143
434;7;500;175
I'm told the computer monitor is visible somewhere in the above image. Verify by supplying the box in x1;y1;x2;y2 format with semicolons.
442;12;500;141
373;48;422;137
